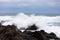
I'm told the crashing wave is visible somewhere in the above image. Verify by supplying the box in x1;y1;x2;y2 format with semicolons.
0;12;60;37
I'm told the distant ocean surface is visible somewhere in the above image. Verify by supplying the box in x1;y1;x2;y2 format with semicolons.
0;13;60;38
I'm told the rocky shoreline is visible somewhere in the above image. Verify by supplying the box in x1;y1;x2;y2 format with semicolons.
0;23;60;40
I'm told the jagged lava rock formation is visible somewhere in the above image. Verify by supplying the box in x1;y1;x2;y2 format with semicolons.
0;23;60;40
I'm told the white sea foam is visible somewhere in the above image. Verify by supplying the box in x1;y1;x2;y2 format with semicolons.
0;13;60;38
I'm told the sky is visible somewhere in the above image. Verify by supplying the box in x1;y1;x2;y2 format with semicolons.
0;0;60;15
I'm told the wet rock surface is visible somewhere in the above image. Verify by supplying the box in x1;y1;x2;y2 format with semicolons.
0;23;60;40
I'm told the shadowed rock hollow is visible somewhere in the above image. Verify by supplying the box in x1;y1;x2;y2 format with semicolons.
0;23;60;40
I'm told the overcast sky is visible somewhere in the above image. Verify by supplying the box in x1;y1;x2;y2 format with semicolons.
0;0;60;15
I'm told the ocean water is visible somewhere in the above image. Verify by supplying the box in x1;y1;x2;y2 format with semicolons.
0;13;60;38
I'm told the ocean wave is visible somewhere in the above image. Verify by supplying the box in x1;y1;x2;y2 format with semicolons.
0;12;60;37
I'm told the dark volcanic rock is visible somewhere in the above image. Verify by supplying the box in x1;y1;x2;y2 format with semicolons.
24;30;60;40
24;30;49;40
0;24;37;40
0;23;60;40
26;24;38;30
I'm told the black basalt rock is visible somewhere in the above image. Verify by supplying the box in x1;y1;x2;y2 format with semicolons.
26;24;38;30
0;23;60;40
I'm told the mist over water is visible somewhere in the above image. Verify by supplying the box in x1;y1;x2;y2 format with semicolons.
0;13;60;38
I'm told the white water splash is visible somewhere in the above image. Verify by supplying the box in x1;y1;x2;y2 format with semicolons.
0;12;60;38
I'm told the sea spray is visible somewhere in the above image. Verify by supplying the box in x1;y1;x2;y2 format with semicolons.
0;12;60;38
